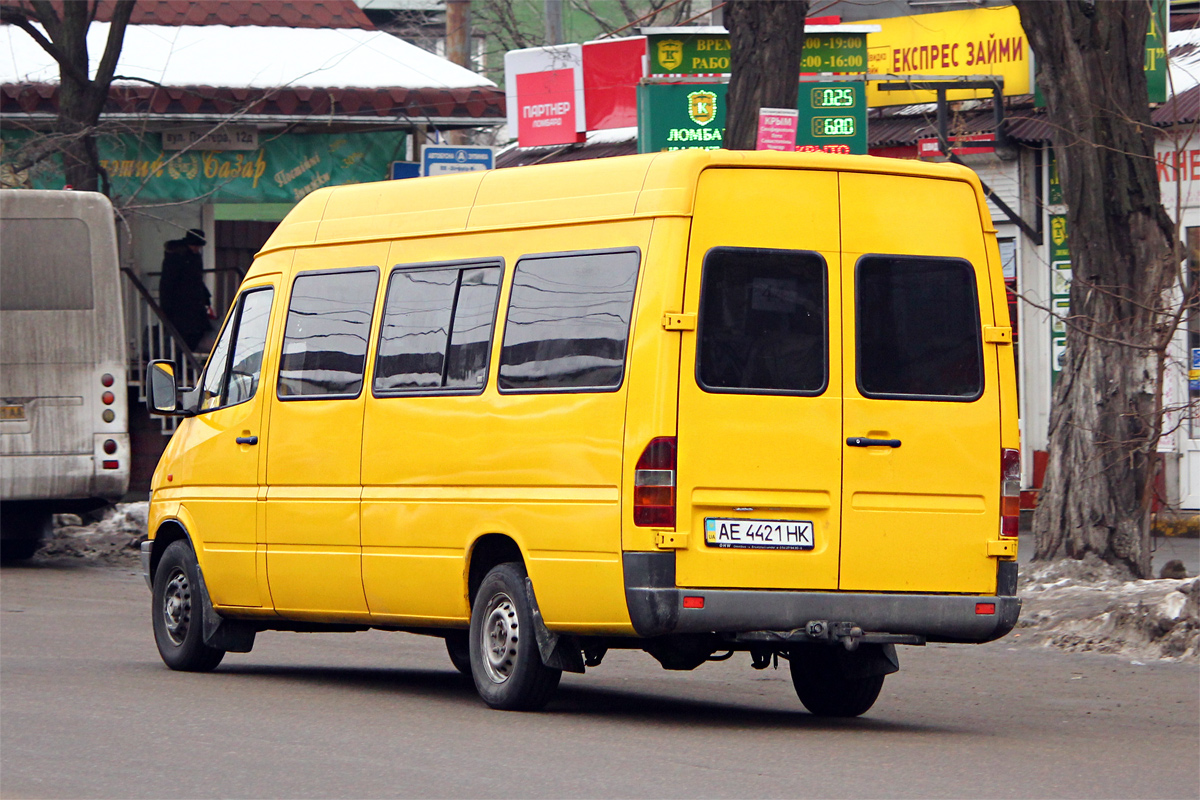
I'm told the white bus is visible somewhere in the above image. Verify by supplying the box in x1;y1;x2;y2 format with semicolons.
1;190;129;560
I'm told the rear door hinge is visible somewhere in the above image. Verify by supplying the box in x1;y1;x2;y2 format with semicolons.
655;530;689;549
983;326;1012;344
986;539;1017;557
662;312;697;331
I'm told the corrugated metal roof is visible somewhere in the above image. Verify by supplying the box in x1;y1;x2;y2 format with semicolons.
0;0;376;29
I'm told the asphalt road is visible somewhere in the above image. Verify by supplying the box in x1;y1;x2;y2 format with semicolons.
2;560;1197;800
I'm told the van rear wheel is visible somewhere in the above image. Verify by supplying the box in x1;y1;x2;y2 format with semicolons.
152;540;225;672
789;643;884;718
468;562;561;710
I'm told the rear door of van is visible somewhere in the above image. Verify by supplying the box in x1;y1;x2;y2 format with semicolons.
837;172;1000;594
675;167;843;590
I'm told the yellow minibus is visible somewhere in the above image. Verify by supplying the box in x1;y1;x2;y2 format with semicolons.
143;149;1020;716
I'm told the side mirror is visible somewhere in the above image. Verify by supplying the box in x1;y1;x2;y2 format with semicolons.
146;360;178;415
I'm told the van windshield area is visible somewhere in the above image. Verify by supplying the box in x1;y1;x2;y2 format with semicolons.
0;218;93;310
697;247;827;395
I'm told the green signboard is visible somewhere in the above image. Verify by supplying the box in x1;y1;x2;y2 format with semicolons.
638;81;866;155
796;83;866;154
647;32;867;75
638;83;727;152
1;129;404;204
1145;0;1168;104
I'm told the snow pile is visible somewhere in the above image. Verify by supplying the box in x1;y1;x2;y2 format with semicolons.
42;502;148;564
1017;555;1199;662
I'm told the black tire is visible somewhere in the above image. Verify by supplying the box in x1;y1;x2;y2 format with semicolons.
468;562;561;710
151;540;225;672
0;535;43;562
0;507;49;562
445;631;472;676
789;643;885;718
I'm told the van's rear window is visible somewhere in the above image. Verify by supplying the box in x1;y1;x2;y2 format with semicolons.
499;250;639;392
278;269;378;399
697;247;828;395
855;256;983;400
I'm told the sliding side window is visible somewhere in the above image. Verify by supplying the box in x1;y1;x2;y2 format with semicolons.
373;262;502;394
498;250;639;392
856;255;983;400
277;268;378;399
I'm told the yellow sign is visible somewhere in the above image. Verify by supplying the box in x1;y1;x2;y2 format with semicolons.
657;39;683;72
862;5;1031;107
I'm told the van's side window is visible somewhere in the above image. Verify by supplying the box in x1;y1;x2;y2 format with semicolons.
374;263;502;394
199;288;274;411
856;255;983;400
278;269;378;399
697;247;827;395
498;250;639;392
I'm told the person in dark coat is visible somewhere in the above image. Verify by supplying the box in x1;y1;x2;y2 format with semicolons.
159;228;212;351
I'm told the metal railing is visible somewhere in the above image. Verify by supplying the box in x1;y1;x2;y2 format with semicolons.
120;268;205;435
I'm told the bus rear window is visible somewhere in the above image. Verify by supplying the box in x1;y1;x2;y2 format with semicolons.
0;219;93;310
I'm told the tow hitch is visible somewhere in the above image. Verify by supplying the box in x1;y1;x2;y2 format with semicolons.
731;621;925;651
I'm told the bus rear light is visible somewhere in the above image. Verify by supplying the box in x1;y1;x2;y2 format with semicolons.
102;460;119;470
975;602;996;615
102;410;115;423
103;439;117;455
101;391;114;405
101;373;114;387
1000;448;1020;538
634;436;676;528
683;596;705;609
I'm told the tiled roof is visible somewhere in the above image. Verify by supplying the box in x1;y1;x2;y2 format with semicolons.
1;82;505;123
0;0;376;29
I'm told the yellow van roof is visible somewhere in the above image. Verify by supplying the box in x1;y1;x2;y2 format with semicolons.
260;149;983;256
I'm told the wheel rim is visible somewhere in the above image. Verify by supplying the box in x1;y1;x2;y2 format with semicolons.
480;590;520;684
162;566;192;646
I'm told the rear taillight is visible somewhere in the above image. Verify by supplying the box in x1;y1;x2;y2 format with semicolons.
1001;448;1020;538
634;437;676;528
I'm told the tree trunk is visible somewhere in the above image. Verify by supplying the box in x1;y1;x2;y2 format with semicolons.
722;0;808;151
1014;1;1176;578
2;0;135;192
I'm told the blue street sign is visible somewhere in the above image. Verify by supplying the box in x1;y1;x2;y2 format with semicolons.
390;161;420;180
1191;347;1200;392
421;146;494;177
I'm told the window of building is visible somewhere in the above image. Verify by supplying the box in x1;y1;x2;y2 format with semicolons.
856;255;983;400
277;269;378;399
199;287;274;411
374;263;502;394
498;250;639;392
697;247;827;394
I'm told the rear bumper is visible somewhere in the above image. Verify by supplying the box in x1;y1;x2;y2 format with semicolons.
624;552;1020;644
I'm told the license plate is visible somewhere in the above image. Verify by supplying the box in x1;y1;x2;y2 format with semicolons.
0;404;25;421
704;518;815;550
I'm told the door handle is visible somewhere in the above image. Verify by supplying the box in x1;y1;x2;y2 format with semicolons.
236;435;258;445
846;437;901;448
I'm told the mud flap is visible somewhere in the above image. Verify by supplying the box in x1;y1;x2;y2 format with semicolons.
524;577;585;673
194;564;257;653
837;643;900;680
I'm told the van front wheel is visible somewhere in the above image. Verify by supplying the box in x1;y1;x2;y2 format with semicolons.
789;643;884;717
152;540;225;672
468;563;561;710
